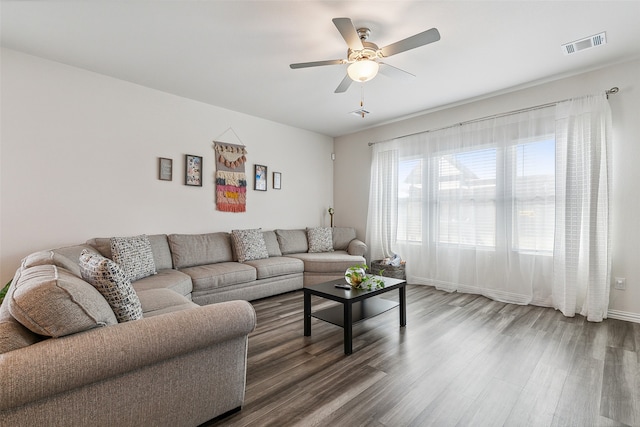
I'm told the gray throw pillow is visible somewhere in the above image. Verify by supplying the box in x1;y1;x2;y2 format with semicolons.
307;227;334;253
231;229;269;263
110;235;157;282
79;250;143;322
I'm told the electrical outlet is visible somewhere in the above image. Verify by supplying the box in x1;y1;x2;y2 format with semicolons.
614;277;626;290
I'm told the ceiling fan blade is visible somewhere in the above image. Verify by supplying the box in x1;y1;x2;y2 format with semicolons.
378;62;416;80
290;59;344;69
334;74;353;93
380;28;440;57
332;17;364;51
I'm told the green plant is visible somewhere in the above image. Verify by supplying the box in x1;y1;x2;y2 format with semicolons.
0;280;11;305
345;264;385;291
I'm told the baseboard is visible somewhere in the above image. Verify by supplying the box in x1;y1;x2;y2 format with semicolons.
607;309;640;324
409;281;640;324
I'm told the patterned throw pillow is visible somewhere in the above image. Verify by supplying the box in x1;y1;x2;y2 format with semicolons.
110;235;157;282
307;227;334;253
231;229;269;263
79;250;143;322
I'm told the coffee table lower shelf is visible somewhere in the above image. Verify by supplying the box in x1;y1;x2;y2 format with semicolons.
311;298;398;327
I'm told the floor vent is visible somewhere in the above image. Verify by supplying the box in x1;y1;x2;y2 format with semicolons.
562;32;606;55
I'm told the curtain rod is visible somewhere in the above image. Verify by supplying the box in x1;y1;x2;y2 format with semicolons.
368;87;619;146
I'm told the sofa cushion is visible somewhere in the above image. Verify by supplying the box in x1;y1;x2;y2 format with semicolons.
275;229;308;255
231;228;269;262
347;239;367;257
22;248;96;276
8;264;117;338
132;269;193;298
332;227;357;251
87;234;173;270
79;250;143;322
33;244;97;277
111;235;157;281
147;234;174;270
0;272;42;354
286;251;366;274
307;227;334;253
137;288;198;317
262;230;282;257
168;233;234;269
180;262;256;292
0;318;41;354
244;256;304;280
86;237;114;258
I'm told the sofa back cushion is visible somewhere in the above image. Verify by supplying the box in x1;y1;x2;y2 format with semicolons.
167;233;233;269
275;229;308;255
0;271;41;354
8;264;118;338
87;234;173;271
262;230;282;257
332;227;357;251
22;244;96;278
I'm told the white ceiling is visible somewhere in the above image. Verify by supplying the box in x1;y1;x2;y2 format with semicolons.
2;1;640;137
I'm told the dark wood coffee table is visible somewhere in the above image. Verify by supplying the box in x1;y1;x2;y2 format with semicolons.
303;276;406;355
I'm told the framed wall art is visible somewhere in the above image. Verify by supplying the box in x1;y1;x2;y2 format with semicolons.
158;157;173;181
273;172;281;190
254;164;267;191
185;154;203;187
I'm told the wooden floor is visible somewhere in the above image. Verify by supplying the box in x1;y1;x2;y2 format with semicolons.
207;285;640;427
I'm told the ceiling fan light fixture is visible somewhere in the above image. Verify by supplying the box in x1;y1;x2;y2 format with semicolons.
347;59;379;82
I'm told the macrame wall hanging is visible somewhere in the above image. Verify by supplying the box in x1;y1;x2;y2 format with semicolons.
214;141;247;212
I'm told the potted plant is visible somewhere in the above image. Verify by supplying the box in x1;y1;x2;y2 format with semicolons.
344;264;385;291
0;280;10;305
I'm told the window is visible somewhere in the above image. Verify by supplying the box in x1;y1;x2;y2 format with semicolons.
511;139;555;253
436;148;497;247
396;139;555;253
397;158;423;242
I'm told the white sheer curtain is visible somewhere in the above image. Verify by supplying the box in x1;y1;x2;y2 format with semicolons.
366;94;611;320
553;95;612;321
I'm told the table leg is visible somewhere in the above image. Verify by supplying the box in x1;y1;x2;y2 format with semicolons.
399;285;406;327
344;301;353;355
304;291;311;336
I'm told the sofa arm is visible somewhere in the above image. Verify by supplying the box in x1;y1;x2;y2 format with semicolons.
0;300;256;410
347;239;367;257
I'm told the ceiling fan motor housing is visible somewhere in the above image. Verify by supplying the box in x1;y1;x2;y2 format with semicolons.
348;41;381;63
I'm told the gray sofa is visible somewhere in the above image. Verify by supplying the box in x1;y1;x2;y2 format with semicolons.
0;227;366;426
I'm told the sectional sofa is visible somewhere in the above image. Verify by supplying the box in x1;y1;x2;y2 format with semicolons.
0;227;366;426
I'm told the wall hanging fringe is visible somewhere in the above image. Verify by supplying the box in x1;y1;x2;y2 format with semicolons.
213;141;247;213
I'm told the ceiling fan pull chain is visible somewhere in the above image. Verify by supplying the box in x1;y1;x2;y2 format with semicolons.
361;85;365;118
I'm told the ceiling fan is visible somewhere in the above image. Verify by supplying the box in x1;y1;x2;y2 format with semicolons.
290;17;441;93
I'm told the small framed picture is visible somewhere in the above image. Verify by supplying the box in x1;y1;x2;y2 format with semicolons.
273;172;282;190
159;157;172;181
185;154;203;187
254;164;267;191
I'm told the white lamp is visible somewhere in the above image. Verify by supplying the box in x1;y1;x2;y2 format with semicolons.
347;59;379;82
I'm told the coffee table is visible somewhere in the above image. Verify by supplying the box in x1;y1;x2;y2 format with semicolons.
303;276;406;355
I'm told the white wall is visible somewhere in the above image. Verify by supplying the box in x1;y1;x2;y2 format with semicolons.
0;48;334;284
334;58;640;321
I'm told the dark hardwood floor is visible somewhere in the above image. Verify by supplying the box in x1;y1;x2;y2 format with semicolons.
207;285;640;427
